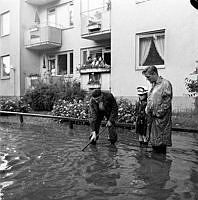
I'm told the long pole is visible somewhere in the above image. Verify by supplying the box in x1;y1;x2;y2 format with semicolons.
82;126;108;151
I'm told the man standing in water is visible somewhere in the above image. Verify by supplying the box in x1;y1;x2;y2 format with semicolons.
89;89;118;145
142;65;173;154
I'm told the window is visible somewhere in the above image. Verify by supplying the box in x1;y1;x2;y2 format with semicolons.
58;54;67;75
136;30;165;70
81;0;103;12
81;47;111;67
1;11;10;36
47;52;73;76
49;2;74;29
1;55;10;78
48;55;56;75
70;52;73;74
48;8;56;26
88;73;101;85
69;3;74;26
56;51;73;75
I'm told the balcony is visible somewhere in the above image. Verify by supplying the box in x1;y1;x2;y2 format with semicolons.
80;64;111;74
81;6;111;40
24;24;62;50
25;0;59;6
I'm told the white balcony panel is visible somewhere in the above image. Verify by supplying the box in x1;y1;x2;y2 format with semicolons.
24;26;62;50
26;0;59;5
81;7;111;40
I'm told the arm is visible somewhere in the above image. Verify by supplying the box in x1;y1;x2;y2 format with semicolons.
108;93;118;123
155;81;172;118
89;98;98;131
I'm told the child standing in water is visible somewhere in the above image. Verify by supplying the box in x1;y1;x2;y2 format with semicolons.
135;86;148;146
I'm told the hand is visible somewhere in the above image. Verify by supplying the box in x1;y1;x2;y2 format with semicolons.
106;120;112;127
90;131;97;142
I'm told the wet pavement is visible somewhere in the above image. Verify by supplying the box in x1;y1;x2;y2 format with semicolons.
0;121;198;200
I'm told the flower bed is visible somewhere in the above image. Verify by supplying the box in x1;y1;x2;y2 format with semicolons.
52;98;136;124
0;98;31;113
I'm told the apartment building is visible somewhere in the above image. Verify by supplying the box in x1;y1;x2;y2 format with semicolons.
111;0;198;110
0;0;111;97
0;0;197;110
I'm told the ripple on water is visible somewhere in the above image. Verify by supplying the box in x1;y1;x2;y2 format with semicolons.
0;123;198;200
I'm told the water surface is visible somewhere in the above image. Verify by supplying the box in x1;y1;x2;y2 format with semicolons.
0;121;198;200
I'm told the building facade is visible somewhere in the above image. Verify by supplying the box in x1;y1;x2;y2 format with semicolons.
111;0;197;110
0;0;197;110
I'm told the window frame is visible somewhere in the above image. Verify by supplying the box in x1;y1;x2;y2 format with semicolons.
47;1;74;29
80;46;111;66
1;55;11;79
135;29;165;71
0;11;10;37
48;51;74;76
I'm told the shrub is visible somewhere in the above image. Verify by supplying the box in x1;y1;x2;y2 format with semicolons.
52;97;136;124
23;83;57;111
52;99;89;119
56;80;86;101
185;77;198;113
117;98;136;123
0;98;31;113
23;79;86;111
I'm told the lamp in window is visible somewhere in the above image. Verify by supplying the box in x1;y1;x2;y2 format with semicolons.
43;55;46;68
34;11;40;25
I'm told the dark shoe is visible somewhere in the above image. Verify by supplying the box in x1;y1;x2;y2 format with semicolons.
110;140;117;145
152;145;167;154
108;137;117;145
90;140;97;145
139;141;143;147
143;141;148;146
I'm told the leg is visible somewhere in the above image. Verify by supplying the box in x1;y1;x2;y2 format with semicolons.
138;134;144;147
108;124;117;144
152;145;167;154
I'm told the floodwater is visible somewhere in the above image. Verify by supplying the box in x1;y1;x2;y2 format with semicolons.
0;121;198;200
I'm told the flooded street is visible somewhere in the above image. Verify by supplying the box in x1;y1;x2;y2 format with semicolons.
0;121;198;200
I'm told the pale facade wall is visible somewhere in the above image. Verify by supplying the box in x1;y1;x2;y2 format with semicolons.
111;0;198;110
0;0;20;96
20;1;41;96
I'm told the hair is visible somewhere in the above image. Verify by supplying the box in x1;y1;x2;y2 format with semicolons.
88;56;92;59
91;89;102;98
142;65;158;75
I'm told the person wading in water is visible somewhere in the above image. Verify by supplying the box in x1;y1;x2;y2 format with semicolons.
89;89;118;145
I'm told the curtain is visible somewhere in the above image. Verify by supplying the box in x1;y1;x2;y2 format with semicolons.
153;35;165;61
139;38;152;66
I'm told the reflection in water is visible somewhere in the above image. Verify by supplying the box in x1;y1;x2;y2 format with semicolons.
0;122;198;200
85;144;120;188
133;151;173;200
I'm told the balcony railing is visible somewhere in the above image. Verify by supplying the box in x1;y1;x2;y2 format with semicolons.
81;6;111;40
24;24;62;50
80;63;111;74
25;0;59;5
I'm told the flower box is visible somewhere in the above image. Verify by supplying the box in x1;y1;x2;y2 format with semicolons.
88;23;101;31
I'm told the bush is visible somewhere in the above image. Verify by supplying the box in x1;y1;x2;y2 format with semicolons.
52;97;136;124
23;83;57;111
52;99;89;119
23;79;86;111
0;98;31;113
185;77;198;113
117;98;136;123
